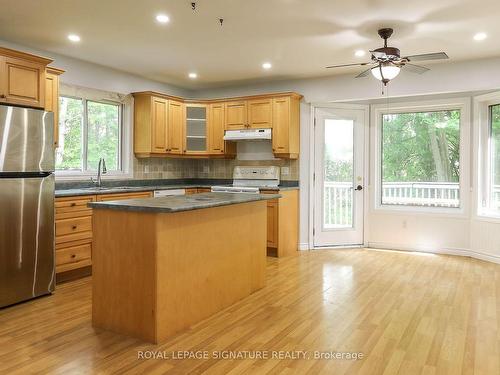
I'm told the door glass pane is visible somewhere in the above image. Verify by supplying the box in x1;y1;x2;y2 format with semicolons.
381;110;460;208
56;97;83;171
87;101;120;171
324;119;354;228
490;104;500;210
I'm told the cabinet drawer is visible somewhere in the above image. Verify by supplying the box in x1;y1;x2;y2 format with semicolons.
56;216;92;237
56;242;91;266
55;195;94;219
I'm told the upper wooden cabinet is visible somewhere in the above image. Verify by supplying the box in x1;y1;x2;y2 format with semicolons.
133;91;301;159
208;103;225;154
225;101;247;130
0;47;52;109
151;97;168;153
272;95;300;159
45;67;64;147
167;100;184;154
247;98;272;129
225;98;273;130
134;94;186;157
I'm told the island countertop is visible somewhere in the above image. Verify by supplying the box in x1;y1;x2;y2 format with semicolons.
87;192;281;213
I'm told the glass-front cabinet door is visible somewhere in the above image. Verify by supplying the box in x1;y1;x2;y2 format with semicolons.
185;104;207;154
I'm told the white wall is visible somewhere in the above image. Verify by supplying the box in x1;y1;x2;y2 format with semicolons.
0;39;192;97
193;57;500;260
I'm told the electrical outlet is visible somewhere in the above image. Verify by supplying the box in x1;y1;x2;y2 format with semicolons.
281;167;290;176
203;165;209;173
145;165;150;173
402;220;407;229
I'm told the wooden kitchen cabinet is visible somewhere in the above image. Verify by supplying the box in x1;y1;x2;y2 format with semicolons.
261;189;299;257
208;103;225;154
247;98;273;129
55;191;153;283
133;91;301;159
225;101;247;130
272;95;300;159
151;97;168;153
266;199;279;248
208;103;236;156
55;195;95;281
45;67;64;147
0;47;52;108
168;100;185;154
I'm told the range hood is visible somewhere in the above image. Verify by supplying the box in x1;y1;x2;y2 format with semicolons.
223;128;271;141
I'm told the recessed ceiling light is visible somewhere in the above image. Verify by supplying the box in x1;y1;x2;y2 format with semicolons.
188;72;198;79
262;62;272;70
156;14;170;24
473;32;487;41
355;50;366;57
67;34;80;42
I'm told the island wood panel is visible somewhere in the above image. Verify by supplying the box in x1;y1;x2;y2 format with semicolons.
92;200;267;343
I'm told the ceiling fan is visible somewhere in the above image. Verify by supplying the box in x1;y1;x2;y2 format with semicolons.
326;28;449;85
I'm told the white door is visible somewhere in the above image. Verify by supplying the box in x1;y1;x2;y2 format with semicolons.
313;106;366;247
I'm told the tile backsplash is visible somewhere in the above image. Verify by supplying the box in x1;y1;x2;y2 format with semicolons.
133;157;299;181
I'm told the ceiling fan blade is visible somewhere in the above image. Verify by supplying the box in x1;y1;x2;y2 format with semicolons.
355;68;372;78
403;63;430;74
326;62;371;69
370;50;387;59
404;52;449;62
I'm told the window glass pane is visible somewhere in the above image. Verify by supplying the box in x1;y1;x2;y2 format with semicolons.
324;119;354;228
56;97;83;171
381;110;460;208
86;101;120;171
490;104;500;210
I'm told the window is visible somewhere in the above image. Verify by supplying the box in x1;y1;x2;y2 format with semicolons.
381;109;461;208
487;104;500;211
56;96;122;173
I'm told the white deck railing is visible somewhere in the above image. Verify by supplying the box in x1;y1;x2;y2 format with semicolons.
324;181;500;227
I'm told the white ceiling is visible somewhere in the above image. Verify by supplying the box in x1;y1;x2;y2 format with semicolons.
1;0;499;89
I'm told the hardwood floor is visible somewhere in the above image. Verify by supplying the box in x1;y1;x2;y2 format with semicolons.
1;248;499;374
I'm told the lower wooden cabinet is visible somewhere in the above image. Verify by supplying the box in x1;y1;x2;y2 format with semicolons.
55;191;153;281
261;190;299;257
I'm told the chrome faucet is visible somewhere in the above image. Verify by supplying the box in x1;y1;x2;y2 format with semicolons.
91;158;107;188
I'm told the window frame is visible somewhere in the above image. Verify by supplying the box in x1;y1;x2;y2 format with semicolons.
55;94;129;179
475;91;500;220
370;97;471;217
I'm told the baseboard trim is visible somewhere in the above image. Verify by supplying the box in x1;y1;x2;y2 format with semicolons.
298;243;310;251
367;242;500;265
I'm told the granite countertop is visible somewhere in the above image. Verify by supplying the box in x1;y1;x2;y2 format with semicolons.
55;180;299;197
88;192;281;213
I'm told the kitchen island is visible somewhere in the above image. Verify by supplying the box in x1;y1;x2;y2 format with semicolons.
88;192;279;343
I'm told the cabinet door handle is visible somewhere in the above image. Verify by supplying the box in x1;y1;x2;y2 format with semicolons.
0;94;5;99
70;203;76;207
72;225;77;230
71;254;76;259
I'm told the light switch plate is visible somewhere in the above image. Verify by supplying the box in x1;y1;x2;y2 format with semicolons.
281;167;290;176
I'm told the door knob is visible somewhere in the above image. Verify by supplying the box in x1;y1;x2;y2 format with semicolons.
355;185;363;191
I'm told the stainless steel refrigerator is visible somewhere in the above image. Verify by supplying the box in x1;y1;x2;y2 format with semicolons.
0;105;55;308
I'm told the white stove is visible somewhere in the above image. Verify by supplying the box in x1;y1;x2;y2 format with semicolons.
211;166;280;194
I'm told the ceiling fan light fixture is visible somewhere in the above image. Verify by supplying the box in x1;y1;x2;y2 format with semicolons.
371;62;400;83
